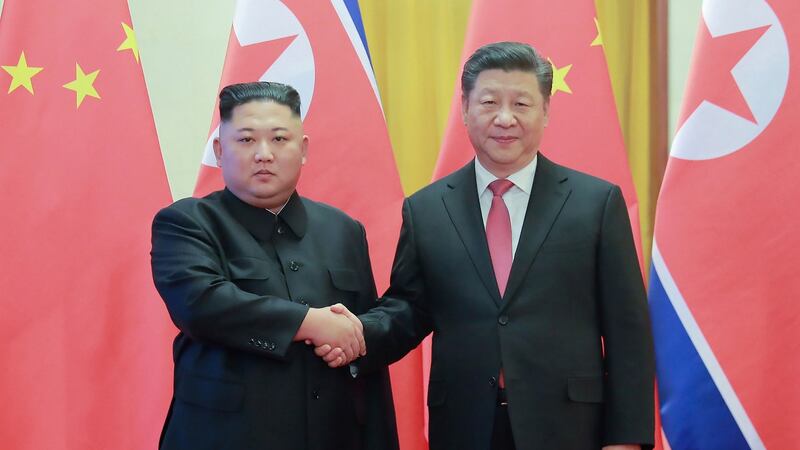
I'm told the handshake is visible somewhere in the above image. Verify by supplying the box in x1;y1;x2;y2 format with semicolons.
295;303;364;368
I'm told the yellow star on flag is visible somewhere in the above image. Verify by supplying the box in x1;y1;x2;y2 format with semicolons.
117;22;140;63
549;58;572;96
2;51;44;94
591;17;603;47
63;63;101;108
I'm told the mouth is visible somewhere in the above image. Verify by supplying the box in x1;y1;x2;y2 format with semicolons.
491;136;518;144
253;169;275;177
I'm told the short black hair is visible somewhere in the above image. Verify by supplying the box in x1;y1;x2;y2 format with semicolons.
461;41;552;102
218;81;302;122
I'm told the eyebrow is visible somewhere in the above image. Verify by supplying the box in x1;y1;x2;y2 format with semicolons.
478;88;534;97
235;126;289;132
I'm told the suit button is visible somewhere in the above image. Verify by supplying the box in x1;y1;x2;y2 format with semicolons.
498;315;509;326
489;376;497;387
267;342;276;351
297;298;308;306
288;261;300;271
277;225;285;234
312;389;320;400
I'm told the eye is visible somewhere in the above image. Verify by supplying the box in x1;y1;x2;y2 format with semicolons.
516;102;531;107
238;137;254;143
481;100;496;105
273;136;287;142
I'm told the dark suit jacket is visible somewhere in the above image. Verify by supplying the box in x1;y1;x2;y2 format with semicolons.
151;189;398;450
360;156;654;450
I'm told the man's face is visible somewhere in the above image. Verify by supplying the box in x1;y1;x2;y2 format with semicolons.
462;69;549;178
213;100;308;210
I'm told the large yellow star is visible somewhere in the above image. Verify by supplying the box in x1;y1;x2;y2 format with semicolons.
63;63;101;108
591;17;603;47
117;22;140;63
549;58;572;96
2;51;44;94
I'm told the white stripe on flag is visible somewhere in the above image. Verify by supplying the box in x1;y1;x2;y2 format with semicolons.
330;0;385;116
652;240;765;449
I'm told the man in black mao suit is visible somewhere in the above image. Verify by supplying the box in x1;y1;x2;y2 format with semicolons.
151;82;398;450
338;42;654;450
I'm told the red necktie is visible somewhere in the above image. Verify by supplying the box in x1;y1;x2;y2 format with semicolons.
487;179;514;388
487;179;514;295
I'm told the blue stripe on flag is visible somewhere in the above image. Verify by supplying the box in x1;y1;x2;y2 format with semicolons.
649;265;750;450
343;0;372;63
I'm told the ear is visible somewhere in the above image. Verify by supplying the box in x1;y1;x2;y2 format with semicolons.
212;137;223;167
300;135;309;165
461;95;469;124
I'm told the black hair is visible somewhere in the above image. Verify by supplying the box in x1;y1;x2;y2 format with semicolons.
218;81;301;122
461;41;552;102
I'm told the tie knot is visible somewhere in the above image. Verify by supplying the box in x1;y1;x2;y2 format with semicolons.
489;179;514;197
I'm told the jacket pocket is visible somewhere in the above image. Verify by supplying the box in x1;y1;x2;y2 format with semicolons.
175;373;245;412
228;257;270;280
328;268;361;292
427;380;447;407
567;375;604;403
540;239;594;253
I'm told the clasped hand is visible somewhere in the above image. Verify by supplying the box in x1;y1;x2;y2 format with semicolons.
296;303;364;368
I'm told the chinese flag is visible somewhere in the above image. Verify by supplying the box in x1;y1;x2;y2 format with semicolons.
190;0;418;448
649;1;800;449
0;0;174;449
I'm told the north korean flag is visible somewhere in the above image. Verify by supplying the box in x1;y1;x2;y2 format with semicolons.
649;1;800;448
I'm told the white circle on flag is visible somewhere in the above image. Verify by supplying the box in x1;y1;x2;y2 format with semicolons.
201;0;315;168
671;0;788;161
233;0;315;119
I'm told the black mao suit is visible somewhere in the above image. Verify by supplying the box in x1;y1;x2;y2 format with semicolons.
360;155;654;449
151;189;398;450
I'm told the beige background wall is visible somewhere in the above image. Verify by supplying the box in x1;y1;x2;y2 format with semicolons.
669;0;703;139
129;0;235;200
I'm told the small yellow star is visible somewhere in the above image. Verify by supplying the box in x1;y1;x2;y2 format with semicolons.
117;22;140;63
2;51;44;94
63;63;101;108
591;17;603;47
549;58;573;96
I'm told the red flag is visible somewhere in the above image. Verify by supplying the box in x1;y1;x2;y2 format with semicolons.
651;1;800;448
190;1;420;448
0;0;174;448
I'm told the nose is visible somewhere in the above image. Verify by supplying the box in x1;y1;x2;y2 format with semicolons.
494;106;516;128
254;142;274;162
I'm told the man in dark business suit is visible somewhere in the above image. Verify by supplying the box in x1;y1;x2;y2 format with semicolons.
151;82;398;450
326;41;655;450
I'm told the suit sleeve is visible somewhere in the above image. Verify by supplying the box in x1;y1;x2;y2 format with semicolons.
597;185;656;447
358;198;433;371
353;222;401;450
150;205;308;360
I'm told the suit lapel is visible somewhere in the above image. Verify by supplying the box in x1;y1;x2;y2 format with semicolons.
442;162;503;306
503;155;571;306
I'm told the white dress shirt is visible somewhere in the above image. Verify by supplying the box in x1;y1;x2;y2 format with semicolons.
475;155;538;259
